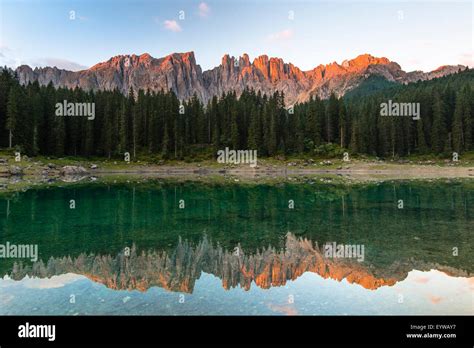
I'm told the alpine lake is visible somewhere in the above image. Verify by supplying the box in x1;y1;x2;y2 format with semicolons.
0;176;472;315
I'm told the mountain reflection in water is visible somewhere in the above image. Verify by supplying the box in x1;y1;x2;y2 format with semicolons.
0;181;473;315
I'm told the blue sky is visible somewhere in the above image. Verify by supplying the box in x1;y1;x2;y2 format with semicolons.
0;0;472;72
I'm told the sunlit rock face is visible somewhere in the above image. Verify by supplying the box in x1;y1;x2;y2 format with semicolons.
16;52;207;102
15;52;465;106
7;233;470;293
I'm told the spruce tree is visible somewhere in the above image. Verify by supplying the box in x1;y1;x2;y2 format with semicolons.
452;91;464;153
6;84;21;148
430;93;448;153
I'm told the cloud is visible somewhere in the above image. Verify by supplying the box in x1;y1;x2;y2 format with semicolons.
1;273;83;289
198;2;210;18
267;304;298;316
0;46;87;71
413;276;430;284
163;19;182;32
428;295;443;304
268;29;293;42
32;58;88;71
0;46;22;68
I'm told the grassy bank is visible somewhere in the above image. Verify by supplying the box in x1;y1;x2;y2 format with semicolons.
1;148;474;195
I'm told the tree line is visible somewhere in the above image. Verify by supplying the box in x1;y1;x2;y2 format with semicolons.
0;67;472;159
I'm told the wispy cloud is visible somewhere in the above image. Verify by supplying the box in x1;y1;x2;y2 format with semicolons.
0;45;88;70
0;46;23;68
428;295;443;304
413;276;430;284
0;51;16;67
163;19;182;32
268;29;293;42
198;2;210;18
267;304;298;316
1;273;83;289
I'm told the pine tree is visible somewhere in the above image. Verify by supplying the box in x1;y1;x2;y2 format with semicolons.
349;119;359;153
132;90;143;159
247;105;260;150
326;93;339;143
6;84;22;148
416;118;428;154
452;91;464;153
230;107;239;149
27;84;42;155
339;101;347;148
0;69;15;147
306;98;318;145
162;121;170;158
430;93;448;153
118;98;129;154
462;86;472;150
103;97;114;158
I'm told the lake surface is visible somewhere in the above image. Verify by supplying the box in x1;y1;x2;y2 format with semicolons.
0;180;473;315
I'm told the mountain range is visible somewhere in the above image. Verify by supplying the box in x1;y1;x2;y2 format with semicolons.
15;52;466;105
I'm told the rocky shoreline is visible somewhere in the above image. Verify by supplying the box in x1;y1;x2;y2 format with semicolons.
1;156;474;194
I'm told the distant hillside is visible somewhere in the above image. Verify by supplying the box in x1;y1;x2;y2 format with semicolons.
343;75;399;99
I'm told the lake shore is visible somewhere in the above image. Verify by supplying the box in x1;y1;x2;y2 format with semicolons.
90;162;474;180
1;154;474;194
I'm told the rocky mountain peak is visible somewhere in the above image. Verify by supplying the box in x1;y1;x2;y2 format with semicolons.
14;52;466;105
163;51;196;64
240;53;251;67
349;53;391;68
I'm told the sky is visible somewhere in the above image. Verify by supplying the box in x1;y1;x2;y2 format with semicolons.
0;0;472;72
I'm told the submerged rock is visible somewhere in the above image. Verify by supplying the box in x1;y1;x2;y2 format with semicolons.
60;166;88;176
